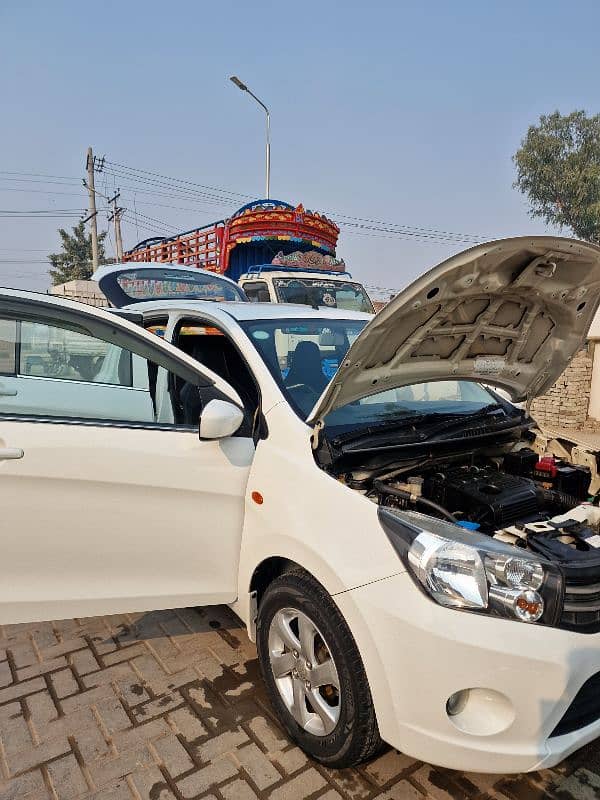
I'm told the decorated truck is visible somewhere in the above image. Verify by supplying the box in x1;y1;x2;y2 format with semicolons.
123;199;374;313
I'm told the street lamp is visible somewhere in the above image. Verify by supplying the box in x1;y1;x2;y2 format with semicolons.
229;75;271;199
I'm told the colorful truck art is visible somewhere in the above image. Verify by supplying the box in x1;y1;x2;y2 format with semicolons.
123;199;341;281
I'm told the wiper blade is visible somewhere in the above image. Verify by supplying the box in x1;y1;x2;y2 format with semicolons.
331;413;432;446
331;404;506;447
341;414;528;454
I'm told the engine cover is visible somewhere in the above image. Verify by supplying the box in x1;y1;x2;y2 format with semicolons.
423;465;539;530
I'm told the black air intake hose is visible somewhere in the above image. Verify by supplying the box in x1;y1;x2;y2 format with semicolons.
373;479;458;523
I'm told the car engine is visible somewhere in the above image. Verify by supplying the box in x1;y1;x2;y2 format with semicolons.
370;448;600;582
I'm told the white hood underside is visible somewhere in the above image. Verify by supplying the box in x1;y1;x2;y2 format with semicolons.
308;236;600;424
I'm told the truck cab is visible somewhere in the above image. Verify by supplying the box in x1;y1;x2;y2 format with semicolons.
239;265;374;313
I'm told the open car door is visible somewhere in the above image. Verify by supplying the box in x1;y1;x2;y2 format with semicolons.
0;290;253;624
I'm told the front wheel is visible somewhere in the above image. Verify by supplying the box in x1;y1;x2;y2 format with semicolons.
256;570;381;767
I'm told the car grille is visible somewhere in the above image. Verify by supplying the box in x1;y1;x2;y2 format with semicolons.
560;580;600;633
550;670;600;737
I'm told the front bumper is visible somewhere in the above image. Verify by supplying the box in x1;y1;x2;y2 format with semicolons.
334;572;600;773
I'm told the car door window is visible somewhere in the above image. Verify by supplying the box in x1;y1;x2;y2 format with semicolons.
0;314;210;427
19;320;133;385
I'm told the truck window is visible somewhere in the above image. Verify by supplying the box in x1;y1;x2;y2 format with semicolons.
242;281;271;303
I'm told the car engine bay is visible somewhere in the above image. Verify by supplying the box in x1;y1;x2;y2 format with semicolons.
321;424;600;590
368;445;600;580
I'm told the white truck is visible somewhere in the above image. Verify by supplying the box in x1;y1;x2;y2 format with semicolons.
238;264;374;312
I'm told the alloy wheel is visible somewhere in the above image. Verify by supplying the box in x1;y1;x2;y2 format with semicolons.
268;606;341;736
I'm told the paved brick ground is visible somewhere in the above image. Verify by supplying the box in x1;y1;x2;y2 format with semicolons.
1;607;599;800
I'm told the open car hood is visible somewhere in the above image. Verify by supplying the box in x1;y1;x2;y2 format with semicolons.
92;263;247;306
307;236;600;424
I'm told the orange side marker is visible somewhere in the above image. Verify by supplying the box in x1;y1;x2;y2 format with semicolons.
251;491;264;505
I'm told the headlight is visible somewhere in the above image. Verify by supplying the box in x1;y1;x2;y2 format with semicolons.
379;508;563;625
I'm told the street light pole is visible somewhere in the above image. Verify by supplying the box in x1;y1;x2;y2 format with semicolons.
230;76;271;199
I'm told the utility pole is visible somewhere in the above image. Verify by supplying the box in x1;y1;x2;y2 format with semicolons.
107;191;124;262
85;147;99;270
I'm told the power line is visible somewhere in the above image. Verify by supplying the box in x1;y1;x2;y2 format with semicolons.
0;171;77;180
0;176;81;187
0;209;83;213
0;215;82;219
99;158;492;245
102;160;250;200
0;187;85;197
101;168;245;207
0;159;498;255
333;216;486;244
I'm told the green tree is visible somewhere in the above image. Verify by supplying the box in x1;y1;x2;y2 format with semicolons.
513;110;600;243
48;221;112;285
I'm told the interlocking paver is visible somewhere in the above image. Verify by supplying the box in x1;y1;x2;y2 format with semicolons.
168;705;207;742
176;757;238;797
87;742;154;789
221;777;260;800
0;606;594;800
195;728;249;762
237;741;281;789
27;690;59;730
5;731;71;775
17;655;68;681
364;750;417;785
268;766;327;799
152;732;194;777
51;667;79;699
0;676;45;704
269;745;307;774
47;752;89;798
0;767;50;800
130;765;175;798
0;660;12;688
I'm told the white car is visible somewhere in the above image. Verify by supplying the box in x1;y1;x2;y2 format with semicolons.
3;236;600;774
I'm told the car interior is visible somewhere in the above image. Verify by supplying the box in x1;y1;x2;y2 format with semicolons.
170;319;261;437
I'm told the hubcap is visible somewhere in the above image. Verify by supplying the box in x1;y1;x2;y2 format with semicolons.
268;607;341;736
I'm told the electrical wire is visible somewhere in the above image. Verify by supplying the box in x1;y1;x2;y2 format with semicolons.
102;160;250;200
0;159;501;269
0;162;494;244
99;161;492;245
0;171;77;180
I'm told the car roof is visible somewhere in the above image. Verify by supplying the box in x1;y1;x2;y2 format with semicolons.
93;262;242;288
124;299;374;322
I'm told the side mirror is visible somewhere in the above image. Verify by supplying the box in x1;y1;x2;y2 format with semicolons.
199;399;244;440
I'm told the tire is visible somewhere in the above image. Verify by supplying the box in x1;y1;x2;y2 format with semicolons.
256;569;382;767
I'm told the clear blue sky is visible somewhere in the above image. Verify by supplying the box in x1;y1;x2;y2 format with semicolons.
1;0;599;294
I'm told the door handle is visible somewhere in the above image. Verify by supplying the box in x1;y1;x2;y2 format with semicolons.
0;448;24;460
0;387;17;397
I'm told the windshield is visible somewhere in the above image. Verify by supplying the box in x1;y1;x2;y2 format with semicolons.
323;381;499;438
272;278;374;313
115;267;246;302
241;318;499;423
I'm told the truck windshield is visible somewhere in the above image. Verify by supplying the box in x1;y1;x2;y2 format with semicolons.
272;278;374;313
241;317;497;421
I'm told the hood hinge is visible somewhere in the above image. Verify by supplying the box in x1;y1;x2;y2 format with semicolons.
311;419;324;450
